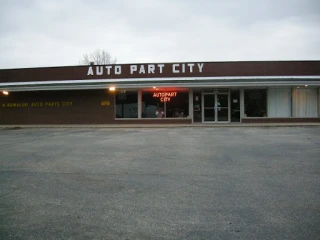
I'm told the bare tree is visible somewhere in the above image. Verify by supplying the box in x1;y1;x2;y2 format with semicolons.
79;49;117;65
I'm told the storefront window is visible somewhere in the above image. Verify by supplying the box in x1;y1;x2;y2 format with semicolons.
244;89;267;117
115;90;138;118
142;90;189;118
142;92;164;118
166;92;189;118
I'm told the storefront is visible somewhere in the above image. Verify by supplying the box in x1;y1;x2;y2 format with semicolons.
0;61;320;124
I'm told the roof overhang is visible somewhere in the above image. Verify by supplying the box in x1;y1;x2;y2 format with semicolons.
1;76;320;92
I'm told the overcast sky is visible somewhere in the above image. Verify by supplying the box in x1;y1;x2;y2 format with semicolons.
0;0;319;69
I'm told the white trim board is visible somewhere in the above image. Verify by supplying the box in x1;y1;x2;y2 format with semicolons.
1;76;320;87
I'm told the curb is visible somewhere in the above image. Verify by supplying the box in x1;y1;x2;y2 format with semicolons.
1;123;320;129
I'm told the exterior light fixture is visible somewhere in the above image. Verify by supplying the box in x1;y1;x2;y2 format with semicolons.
109;87;115;91
153;86;156;89
305;85;308;87
297;87;300;88
3;90;9;95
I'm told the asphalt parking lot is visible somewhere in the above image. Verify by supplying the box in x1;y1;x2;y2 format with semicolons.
0;127;319;240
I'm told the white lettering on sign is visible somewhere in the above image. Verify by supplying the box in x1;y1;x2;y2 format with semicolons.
87;66;94;75
198;63;204;72
130;65;137;74
105;66;112;75
148;64;155;74
115;66;121;75
158;64;165;73
188;63;194;73
139;65;146;74
96;66;103;75
173;64;179;73
86;63;205;76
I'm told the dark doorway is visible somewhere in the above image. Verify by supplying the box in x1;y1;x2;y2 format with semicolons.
193;91;202;122
231;90;240;122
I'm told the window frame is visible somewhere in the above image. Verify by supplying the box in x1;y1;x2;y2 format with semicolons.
244;88;268;118
114;89;139;119
141;90;190;119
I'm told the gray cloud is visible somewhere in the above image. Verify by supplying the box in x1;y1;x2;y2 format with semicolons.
0;0;319;69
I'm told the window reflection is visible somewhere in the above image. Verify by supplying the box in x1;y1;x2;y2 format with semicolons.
244;89;267;117
166;92;189;118
142;93;164;118
142;91;189;118
115;91;138;118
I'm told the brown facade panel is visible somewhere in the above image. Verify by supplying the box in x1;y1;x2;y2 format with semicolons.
114;119;192;124
0;89;114;124
242;118;320;123
0;89;192;125
1;61;320;83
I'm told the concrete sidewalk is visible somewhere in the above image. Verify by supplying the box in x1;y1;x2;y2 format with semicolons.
1;123;320;128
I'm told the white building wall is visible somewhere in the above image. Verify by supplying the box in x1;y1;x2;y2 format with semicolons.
189;89;193;121
268;88;292;117
318;88;320;117
292;88;318;117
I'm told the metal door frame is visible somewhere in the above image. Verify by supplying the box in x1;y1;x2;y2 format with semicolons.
202;89;230;123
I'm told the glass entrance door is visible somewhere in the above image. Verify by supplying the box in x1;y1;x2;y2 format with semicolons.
204;94;215;121
203;92;229;122
217;93;229;122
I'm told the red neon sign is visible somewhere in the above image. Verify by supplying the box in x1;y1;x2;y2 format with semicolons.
153;92;177;102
